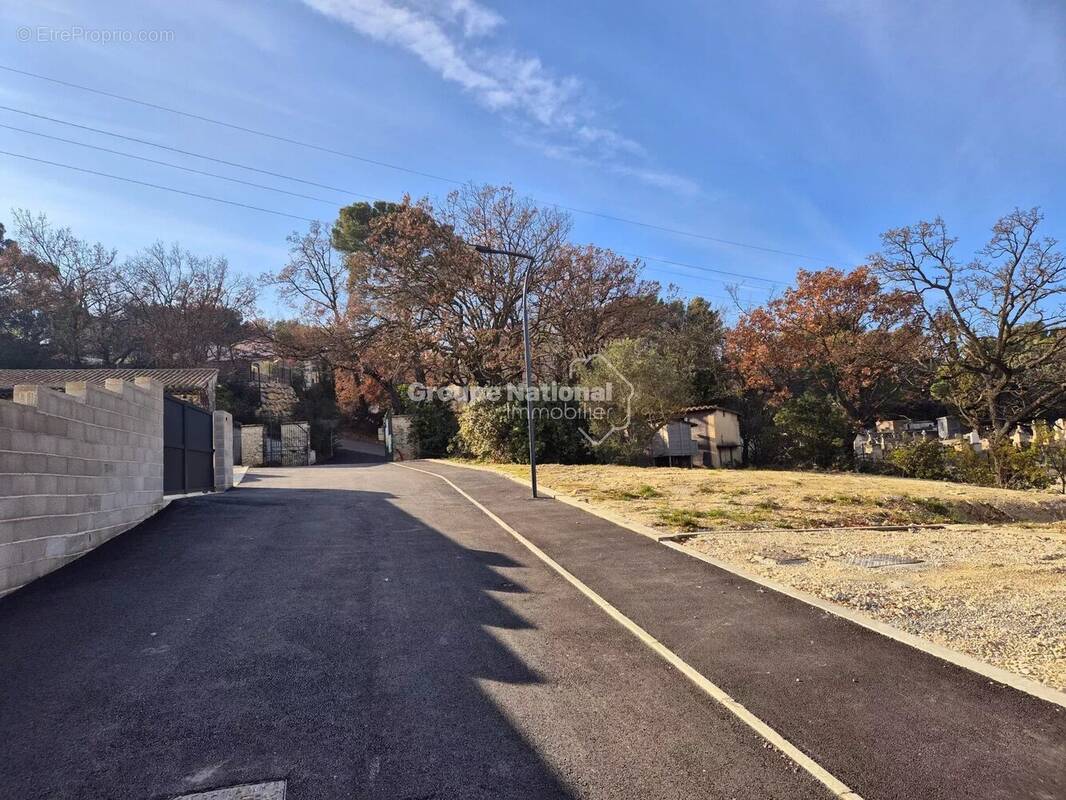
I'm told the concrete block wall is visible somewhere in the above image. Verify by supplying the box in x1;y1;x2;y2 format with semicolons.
0;378;164;597
213;410;233;491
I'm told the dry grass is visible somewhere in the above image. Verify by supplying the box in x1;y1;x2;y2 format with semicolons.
687;524;1066;690
469;463;1066;532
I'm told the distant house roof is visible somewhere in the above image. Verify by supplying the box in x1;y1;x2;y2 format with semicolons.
679;404;739;416
0;367;218;392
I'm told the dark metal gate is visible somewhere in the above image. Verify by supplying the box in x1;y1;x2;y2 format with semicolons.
263;420;283;466
257;419;311;466
232;422;243;466
164;395;214;494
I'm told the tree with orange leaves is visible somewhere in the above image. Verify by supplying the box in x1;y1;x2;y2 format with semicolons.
266;186;663;410
725;266;925;429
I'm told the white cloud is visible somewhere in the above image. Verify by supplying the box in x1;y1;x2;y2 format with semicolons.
305;0;498;95
300;0;698;194
576;125;645;157
446;0;503;37
609;165;701;196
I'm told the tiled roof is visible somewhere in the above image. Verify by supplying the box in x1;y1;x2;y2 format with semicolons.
0;367;218;391
680;404;738;415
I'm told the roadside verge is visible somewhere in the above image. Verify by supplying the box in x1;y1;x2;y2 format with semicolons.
431;458;1066;709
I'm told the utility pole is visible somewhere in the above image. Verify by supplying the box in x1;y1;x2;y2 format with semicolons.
474;245;538;498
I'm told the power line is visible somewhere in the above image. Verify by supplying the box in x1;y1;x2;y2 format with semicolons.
0;65;459;184
619;250;784;287
2;146;777;303
0;64;830;262
0;106;794;288
555;207;823;261
0;149;315;222
0;122;340;206
641;264;772;296
0;105;376;200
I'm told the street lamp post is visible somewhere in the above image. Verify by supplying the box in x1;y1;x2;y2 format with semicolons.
474;245;538;499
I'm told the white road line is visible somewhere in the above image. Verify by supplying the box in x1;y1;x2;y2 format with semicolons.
392;462;864;800
432;459;1066;710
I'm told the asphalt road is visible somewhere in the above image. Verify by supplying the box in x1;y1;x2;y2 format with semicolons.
0;459;832;800
412;461;1066;800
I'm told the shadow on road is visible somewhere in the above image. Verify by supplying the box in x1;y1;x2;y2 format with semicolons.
0;476;573;799
329;438;389;465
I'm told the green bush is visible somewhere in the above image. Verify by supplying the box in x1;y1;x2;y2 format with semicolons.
773;392;852;469
215;380;260;424
572;337;694;465
855;457;901;476
411;399;459;458
997;444;1052;490
450;399;591;463
393;385;459;458
888;437;948;479
943;444;995;486
874;430;1056;490
451;400;517;461
940;442;1050;489
1037;437;1066;494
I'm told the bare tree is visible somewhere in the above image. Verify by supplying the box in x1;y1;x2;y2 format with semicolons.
262;220;402;405
11;209;124;365
266;188;665;411
270;221;347;326
872;208;1066;482
123;242;257;366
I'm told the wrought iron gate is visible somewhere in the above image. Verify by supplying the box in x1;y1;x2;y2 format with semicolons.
163;395;214;494
258;419;311;466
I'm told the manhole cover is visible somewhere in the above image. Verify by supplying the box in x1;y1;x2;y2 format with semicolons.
173;783;286;800
842;553;923;568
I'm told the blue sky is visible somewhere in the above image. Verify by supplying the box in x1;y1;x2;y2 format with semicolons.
1;0;1064;317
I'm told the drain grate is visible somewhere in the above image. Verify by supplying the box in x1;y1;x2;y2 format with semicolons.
173;783;286;800
842;553;923;568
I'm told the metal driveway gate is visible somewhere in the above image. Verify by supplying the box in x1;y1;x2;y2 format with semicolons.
259;419;310;466
164;395;214;494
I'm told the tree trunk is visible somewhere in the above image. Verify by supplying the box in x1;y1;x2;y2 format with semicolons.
987;431;1010;487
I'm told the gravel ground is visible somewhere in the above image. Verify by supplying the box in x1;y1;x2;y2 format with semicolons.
685;523;1066;690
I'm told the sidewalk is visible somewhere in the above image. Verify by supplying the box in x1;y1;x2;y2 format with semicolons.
410;460;1066;800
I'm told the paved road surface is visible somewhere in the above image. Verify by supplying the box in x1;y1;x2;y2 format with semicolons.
0;459;831;800
412;461;1066;800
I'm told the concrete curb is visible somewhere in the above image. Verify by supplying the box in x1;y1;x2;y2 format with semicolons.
660;523;954;541
161;491;209;506
432;459;1066;710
